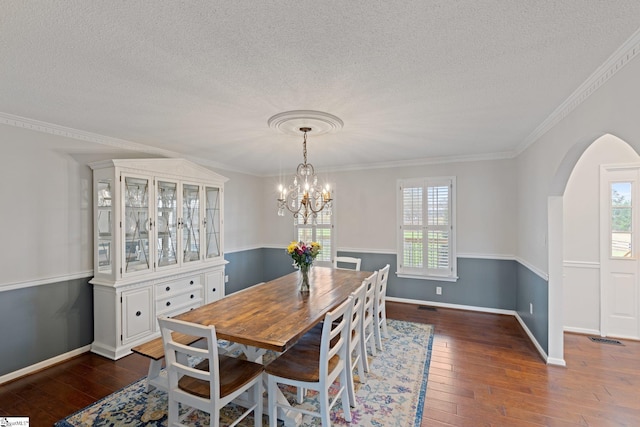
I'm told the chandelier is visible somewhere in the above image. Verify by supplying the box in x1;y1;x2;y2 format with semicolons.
277;127;333;224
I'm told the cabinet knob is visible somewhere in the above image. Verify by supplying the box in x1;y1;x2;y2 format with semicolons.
166;286;170;291
135;311;141;317
212;288;216;293
189;280;194;285
190;294;194;299
166;301;171;307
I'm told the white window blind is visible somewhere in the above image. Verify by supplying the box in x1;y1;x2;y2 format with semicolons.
398;177;457;280
294;196;333;265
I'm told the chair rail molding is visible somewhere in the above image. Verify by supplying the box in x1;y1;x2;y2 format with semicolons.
0;270;94;293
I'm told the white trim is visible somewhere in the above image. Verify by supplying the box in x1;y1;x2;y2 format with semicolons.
546;356;566;366
0;111;246;175
337;247;397;255
261;244;289;250
315;151;515;174
563;260;600;269
396;274;459;282
515;256;549;281
386;296;516;316
226;244;265;254
564;326;601;335
513;312;560;366
388;296;564;365
457;252;515;260
0;345;91;385
516;27;640;154
0;270;94;292
250;247;528;263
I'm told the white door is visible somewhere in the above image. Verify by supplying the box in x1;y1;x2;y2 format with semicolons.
600;166;640;339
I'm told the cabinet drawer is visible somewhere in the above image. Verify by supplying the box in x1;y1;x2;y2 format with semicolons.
156;275;201;296
156;288;203;314
161;301;202;318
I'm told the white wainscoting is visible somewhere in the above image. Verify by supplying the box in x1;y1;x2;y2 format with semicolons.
563;261;601;335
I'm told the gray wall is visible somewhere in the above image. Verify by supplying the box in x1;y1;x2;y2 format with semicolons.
0;248;547;377
0;278;93;376
516;263;549;353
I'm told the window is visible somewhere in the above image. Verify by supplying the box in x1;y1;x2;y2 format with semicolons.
610;181;633;258
397;177;457;281
294;199;334;266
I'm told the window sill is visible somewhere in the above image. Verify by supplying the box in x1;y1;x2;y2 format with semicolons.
396;273;459;282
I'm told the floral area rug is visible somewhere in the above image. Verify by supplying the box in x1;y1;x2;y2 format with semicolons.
55;320;433;427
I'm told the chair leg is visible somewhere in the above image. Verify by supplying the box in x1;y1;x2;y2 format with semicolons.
168;396;179;427
253;380;263;427
374;316;384;351
359;330;370;373
268;377;278;427
340;368;352;423
355;346;366;383
346;352;356;407
381;308;389;338
367;323;377;356
319;385;331;426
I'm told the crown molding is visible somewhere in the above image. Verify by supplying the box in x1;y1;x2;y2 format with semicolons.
0;112;179;155
265;150;516;177
0;111;244;174
516;27;640;155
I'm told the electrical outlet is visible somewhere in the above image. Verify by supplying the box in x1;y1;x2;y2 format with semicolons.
436;286;442;295
529;303;533;314
224;275;229;283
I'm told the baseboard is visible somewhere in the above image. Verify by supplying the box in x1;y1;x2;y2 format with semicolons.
564;326;600;335
386;296;516;316
0;345;91;385
513;313;566;366
387;296;565;366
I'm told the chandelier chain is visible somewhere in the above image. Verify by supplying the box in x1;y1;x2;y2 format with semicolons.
303;130;308;165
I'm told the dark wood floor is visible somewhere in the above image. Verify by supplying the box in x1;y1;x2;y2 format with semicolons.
1;302;639;426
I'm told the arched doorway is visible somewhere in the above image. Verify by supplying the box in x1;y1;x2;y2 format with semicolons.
547;134;640;364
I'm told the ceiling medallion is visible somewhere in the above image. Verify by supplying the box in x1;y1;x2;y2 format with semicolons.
267;110;343;136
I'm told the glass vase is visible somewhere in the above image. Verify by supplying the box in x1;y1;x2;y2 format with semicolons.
299;264;311;292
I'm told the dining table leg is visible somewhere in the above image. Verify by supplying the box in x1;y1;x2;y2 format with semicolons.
239;345;303;426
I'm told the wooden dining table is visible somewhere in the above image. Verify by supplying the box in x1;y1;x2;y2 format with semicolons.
173;266;372;426
175;266;372;352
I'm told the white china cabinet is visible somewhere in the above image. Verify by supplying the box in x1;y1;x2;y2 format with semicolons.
89;159;228;359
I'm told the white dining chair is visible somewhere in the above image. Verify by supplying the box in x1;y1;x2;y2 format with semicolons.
373;264;391;351
334;256;362;271
345;280;367;407
361;271;379;363
265;296;353;426
158;317;264;427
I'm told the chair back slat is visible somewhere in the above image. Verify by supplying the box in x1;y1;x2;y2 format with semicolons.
158;317;221;401
363;271;378;322
320;295;353;378
375;264;390;308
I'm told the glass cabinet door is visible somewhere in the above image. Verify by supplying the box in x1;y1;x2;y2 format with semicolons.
205;186;221;259
123;175;151;274
97;179;113;274
182;183;201;263
157;180;178;268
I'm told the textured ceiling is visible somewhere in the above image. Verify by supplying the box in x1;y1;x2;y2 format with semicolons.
1;1;639;175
